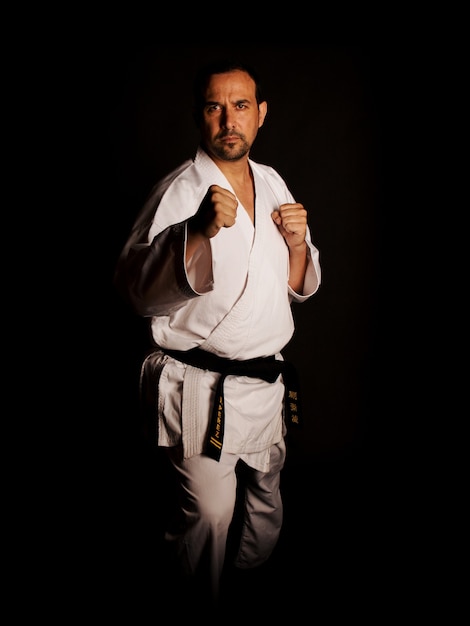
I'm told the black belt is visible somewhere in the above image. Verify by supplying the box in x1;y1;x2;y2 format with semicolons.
163;347;302;461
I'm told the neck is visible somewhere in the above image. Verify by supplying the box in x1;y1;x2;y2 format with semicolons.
202;144;251;183
212;155;251;185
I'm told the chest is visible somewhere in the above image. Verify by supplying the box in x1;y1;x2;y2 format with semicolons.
232;181;255;223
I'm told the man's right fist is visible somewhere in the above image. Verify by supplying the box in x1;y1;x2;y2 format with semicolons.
189;184;238;239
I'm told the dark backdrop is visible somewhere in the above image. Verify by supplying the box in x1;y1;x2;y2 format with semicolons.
97;44;389;460
80;43;406;615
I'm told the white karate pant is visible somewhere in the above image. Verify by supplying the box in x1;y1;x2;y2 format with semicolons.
164;438;286;601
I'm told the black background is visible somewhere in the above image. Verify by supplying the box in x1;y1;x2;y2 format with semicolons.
99;44;390;458
70;41;421;618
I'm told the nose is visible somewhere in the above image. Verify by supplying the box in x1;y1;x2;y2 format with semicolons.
221;108;236;129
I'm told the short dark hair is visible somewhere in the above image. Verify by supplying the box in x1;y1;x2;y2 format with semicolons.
192;59;264;121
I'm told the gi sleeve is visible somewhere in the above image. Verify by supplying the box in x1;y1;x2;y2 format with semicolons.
114;221;214;317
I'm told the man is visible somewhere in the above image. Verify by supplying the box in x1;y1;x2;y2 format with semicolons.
114;59;321;604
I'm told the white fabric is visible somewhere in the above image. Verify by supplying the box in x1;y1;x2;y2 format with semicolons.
165;438;286;599
118;147;321;471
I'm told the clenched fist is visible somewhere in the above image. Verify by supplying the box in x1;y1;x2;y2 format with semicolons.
271;203;307;249
189;184;238;239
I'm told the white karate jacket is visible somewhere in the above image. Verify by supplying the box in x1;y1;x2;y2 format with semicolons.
115;147;321;471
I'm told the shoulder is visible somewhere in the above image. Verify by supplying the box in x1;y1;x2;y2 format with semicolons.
153;158;195;193
250;159;287;187
249;159;295;202
143;156;200;209
157;147;219;194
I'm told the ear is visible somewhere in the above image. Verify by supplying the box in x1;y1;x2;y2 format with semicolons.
258;101;268;128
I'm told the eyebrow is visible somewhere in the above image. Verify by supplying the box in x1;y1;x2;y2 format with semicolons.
205;98;251;107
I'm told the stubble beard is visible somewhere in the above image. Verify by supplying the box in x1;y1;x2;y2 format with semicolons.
211;135;251;162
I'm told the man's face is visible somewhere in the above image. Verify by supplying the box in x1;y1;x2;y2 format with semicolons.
200;70;267;162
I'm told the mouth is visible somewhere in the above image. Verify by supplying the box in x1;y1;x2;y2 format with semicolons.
219;133;240;142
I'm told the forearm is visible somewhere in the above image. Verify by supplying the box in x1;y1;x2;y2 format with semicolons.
287;241;308;294
186;228;209;262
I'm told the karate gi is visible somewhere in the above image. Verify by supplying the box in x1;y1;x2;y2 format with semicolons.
114;146;321;600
